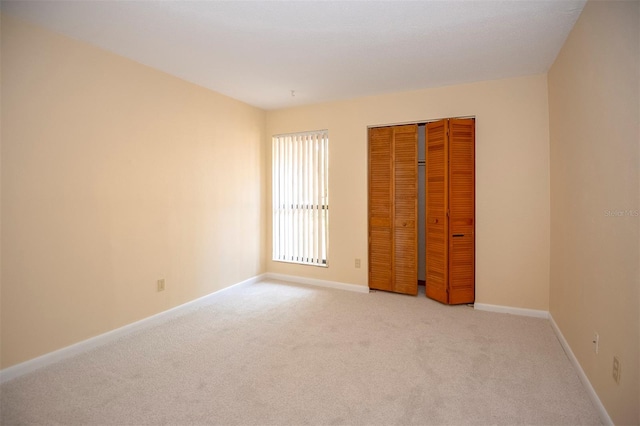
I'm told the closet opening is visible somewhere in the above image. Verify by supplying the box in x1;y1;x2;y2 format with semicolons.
367;118;475;305
417;124;426;289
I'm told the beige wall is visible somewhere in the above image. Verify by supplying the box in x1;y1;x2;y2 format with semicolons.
266;74;551;311
548;1;639;425
1;15;266;368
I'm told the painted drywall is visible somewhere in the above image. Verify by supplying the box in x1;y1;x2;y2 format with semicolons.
266;74;551;311
1;15;266;368
548;1;639;424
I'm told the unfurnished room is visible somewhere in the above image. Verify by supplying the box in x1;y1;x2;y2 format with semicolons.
0;1;638;425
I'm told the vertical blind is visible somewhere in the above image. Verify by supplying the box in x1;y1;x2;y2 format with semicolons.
272;130;329;266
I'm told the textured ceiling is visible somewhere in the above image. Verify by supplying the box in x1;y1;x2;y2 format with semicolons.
1;0;586;110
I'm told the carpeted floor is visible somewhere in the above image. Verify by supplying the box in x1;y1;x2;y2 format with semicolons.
1;279;601;425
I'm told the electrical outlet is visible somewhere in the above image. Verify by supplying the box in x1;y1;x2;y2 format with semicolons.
593;332;599;354
355;258;361;269
157;279;165;292
612;356;621;384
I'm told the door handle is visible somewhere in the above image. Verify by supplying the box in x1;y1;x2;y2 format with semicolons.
452;234;465;237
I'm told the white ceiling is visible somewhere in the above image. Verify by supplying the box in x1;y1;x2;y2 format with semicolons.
1;0;586;110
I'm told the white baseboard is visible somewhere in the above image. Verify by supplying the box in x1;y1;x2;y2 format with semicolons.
0;274;265;384
549;315;613;426
264;272;370;294
473;302;549;319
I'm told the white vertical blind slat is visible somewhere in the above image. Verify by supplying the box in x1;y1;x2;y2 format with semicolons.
274;138;278;257
322;134;328;261
314;134;318;263
304;134;310;263
312;133;318;264
286;136;292;261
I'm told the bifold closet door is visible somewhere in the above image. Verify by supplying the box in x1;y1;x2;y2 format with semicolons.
368;125;418;295
425;120;449;303
369;127;393;292
448;119;475;304
393;125;418;295
425;118;475;304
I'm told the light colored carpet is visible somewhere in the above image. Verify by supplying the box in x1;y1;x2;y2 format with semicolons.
1;279;601;425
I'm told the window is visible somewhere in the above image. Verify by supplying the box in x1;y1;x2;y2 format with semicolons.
272;130;329;266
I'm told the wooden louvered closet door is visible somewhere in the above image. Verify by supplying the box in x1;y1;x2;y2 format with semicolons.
448;119;475;304
425;118;475;304
368;125;418;295
425;120;449;303
369;127;393;292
